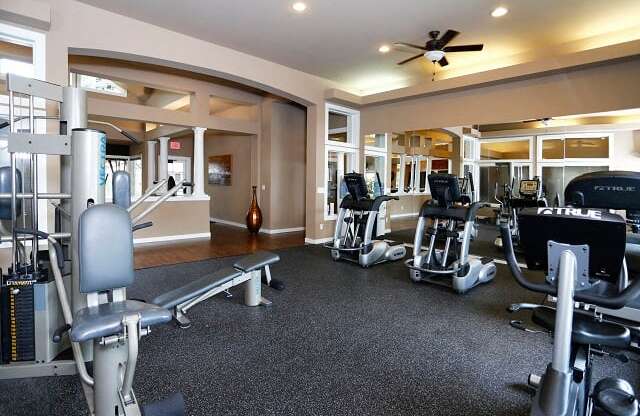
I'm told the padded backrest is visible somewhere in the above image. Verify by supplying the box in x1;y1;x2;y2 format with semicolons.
112;170;131;209
518;207;627;283
343;173;369;201
0;166;21;220
428;174;461;208
78;204;135;293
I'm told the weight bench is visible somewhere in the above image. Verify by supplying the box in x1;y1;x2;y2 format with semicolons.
151;251;280;329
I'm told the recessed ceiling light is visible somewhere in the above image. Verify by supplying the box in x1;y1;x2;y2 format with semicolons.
292;2;307;13
378;45;391;53
491;6;508;17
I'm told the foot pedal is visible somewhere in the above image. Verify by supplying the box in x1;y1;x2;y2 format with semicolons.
480;256;494;265
141;392;185;416
593;378;639;416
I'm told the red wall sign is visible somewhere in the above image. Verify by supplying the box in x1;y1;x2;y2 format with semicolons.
170;140;181;150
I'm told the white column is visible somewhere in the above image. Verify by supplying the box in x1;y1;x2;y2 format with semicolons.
145;140;157;191
158;137;170;192
192;127;206;196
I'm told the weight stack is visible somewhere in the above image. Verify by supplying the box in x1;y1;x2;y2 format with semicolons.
1;276;36;363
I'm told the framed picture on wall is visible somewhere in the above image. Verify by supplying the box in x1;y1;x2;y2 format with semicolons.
208;154;232;186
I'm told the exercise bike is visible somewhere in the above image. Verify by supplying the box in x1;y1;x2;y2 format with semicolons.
502;201;640;416
325;172;406;267
405;173;496;294
494;177;547;250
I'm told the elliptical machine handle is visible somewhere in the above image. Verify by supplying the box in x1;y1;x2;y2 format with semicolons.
500;223;553;295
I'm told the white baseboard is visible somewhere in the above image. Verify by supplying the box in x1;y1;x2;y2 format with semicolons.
210;217;304;234
134;232;211;245
261;226;305;235
390;212;419;219
210;217;246;229
304;237;333;245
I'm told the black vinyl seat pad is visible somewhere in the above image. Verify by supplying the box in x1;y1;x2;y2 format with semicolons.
151;267;242;309
70;300;172;343
532;306;631;349
233;251;280;272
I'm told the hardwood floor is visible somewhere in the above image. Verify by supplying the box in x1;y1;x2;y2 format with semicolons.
133;223;305;269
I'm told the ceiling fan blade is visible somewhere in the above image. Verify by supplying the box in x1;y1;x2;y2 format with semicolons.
397;54;424;65
521;119;541;123
438;56;449;67
394;42;427;51
438;30;460;46
443;44;484;52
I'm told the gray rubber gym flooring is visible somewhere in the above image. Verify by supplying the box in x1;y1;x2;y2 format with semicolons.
1;230;638;415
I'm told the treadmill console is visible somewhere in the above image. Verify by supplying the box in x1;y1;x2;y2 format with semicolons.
519;180;540;198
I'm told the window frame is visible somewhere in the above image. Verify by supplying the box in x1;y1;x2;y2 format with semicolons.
364;132;388;153
324;145;359;220
479;136;534;163
537;133;613;165
364;149;387;194
324;103;360;221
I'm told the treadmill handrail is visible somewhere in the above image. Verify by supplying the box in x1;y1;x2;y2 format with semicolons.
500;223;640;309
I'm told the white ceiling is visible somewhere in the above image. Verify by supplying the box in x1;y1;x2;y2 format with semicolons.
76;0;640;94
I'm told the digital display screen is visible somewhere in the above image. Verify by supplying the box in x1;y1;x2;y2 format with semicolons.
519;180;539;195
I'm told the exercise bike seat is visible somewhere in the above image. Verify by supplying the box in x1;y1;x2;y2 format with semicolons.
531;306;631;349
70;300;172;343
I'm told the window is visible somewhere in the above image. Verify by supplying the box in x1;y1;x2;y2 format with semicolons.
71;73;127;97
537;134;612;205
390;155;401;193
480;138;531;160
167;156;192;196
327;111;352;143
364;133;387;151
365;153;386;197
326;149;357;216
541;165;607;205
325;103;360;219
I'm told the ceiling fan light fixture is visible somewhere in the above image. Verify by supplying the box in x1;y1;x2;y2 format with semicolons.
425;50;446;62
292;2;307;13
491;6;509;17
378;44;391;53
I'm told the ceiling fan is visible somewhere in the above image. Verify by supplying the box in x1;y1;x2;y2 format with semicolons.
395;30;484;67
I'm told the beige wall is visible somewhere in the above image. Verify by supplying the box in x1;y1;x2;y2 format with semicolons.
130;200;210;240
361;58;640;135
205;134;254;224
388;194;430;217
260;100;306;231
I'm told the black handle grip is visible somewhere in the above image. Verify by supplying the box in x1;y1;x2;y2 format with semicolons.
120;130;140;144
52;324;71;343
132;222;153;232
15;228;64;270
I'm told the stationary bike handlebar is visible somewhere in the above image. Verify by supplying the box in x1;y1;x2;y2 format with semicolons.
500;223;640;309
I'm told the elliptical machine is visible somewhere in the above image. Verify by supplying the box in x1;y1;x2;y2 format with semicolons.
494;177;547;250
325;172;406;267
502;199;640;416
405;173;496;293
